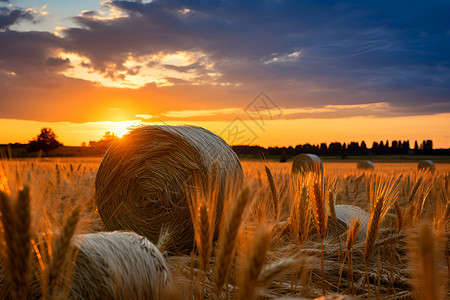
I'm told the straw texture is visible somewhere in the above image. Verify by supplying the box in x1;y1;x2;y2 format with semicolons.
95;125;243;253
291;154;323;174
356;161;374;170
327;205;370;242
418;160;435;171
70;231;170;300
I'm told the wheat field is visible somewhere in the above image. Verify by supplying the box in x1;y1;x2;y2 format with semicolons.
0;158;449;299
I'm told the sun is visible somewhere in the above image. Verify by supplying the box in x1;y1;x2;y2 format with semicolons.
109;121;139;138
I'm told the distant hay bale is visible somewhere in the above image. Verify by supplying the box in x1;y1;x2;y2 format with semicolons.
291;154;323;174
95;125;243;253
418;160;435;171
327;205;369;242
70;231;170;299
356;160;374;170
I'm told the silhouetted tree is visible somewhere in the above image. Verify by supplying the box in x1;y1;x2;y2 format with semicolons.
89;131;119;151
329;142;343;155
320;143;327;155
27;128;62;154
360;141;368;155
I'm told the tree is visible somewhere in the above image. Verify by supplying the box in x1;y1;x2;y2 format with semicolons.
27;128;62;153
89;131;119;151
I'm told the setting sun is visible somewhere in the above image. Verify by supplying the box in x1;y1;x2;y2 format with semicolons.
109;121;141;138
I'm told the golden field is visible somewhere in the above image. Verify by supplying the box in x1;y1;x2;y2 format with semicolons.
0;158;449;299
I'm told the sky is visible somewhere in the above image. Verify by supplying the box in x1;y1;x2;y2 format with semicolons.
0;0;449;148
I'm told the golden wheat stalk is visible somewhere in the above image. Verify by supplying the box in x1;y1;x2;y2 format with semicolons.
408;176;423;203
365;196;383;262
328;181;337;224
214;187;250;296
310;180;327;295
410;222;439;300
0;186;32;300
393;201;403;232
311;181;327;240
257;257;296;283
264;166;278;218
364;195;384;298
298;184;311;244
198;201;211;271
346;218;360;295
238;224;271;300
45;206;80;298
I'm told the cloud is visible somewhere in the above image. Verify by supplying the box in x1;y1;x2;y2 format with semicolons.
163;108;241;118
135;101;393;122
0;7;34;29
46;57;71;68
264;51;302;64
0;0;449;122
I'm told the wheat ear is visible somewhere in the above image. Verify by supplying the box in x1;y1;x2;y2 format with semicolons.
265;166;278;218
198;201;211;272
408;176;423;203
310;180;327;295
365;196;384;263
214;187;250;295
410;222;439;300
257;257;296;284
393;201;403;232
328;181;337;224
311;181;327;240
238;225;271;300
346;218;360;295
45;206;80;298
0;187;32;300
364;196;384;298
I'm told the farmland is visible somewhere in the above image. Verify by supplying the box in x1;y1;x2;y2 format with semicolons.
0;158;449;299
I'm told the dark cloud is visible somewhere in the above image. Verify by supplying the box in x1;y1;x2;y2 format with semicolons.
63;1;450;94
0;7;34;29
46;57;70;68
0;30;63;76
80;10;97;17
0;0;449;122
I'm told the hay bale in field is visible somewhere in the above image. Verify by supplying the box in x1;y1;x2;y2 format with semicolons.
418;160;435;171
95;125;243;254
356;160;374;170
70;231;170;300
326;205;369;242
274;295;358;299
291;154;323;174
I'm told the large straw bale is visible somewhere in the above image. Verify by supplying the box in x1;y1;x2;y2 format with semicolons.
291;154;323;174
95;125;243;253
70;231;170;300
418;160;435;171
356;160;374;170
332;204;369;241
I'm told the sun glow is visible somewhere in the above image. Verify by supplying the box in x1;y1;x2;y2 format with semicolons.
109;121;140;138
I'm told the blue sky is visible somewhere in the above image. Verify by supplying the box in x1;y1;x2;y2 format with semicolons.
0;0;449;146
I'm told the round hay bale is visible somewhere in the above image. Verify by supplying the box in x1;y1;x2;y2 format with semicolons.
356;160;374;170
326;205;369;242
291;154;323;174
418;160;435;171
95;125;243;254
70;231;170;299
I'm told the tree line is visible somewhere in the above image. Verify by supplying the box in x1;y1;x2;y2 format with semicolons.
2;128;448;157
232;139;450;157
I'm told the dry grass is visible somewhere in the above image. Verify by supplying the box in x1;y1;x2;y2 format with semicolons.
0;158;449;299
